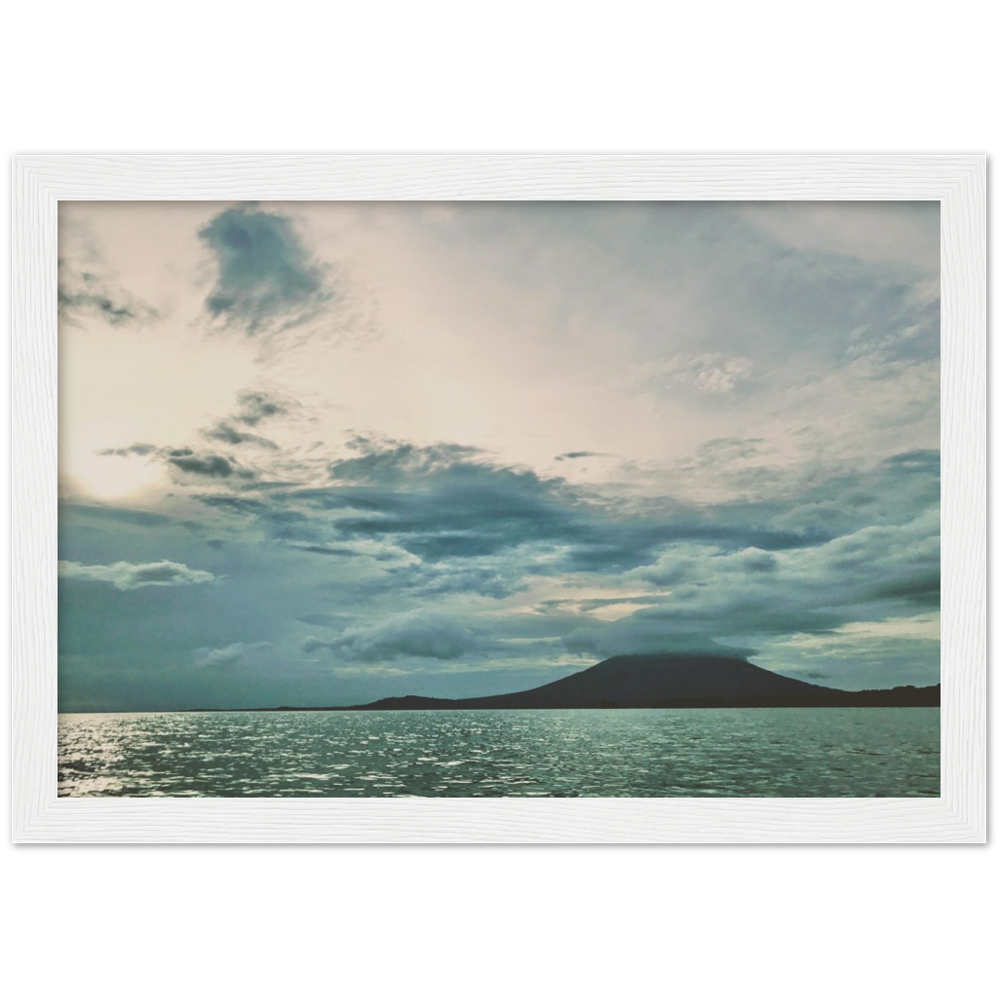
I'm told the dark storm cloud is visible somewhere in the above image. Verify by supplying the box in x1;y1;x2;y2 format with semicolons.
322;477;581;561
279;437;847;573
198;206;331;335
187;438;939;622
561;522;826;574
166;448;256;480
316;438;587;559
555;451;604;461
317;483;827;569
166;436;940;683
566;503;940;659
328;437;483;485
565;628;758;660
203;420;277;449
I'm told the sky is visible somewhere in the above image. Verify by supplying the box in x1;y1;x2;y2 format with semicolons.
57;200;940;711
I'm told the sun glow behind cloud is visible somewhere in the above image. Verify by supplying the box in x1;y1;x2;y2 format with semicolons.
62;418;164;499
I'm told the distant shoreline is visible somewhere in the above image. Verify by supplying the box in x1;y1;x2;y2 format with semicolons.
61;654;942;714
62;696;941;715
202;667;942;714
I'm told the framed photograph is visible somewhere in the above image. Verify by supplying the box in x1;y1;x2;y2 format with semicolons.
12;154;986;842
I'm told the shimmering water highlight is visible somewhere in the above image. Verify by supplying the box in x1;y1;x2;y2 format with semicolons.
58;708;939;798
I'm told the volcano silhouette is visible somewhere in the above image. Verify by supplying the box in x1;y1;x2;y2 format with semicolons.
331;654;940;711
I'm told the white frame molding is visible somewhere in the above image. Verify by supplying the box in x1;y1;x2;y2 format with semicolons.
12;154;987;843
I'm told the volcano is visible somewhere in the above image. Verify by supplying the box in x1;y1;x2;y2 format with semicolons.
334;654;940;711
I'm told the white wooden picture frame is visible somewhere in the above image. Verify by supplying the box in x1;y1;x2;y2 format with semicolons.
12;154;986;843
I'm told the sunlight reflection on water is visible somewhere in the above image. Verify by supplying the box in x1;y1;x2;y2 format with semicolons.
58;708;940;798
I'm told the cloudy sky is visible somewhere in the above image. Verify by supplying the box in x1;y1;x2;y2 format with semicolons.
57;200;940;711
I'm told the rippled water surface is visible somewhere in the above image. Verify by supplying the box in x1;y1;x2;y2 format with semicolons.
58;708;939;797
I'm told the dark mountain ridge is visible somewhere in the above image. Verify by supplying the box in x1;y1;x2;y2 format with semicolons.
268;654;940;711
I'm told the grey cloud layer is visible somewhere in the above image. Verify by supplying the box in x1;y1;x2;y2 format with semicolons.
567;508;938;658
57;432;939;707
199;206;331;335
197;437;937;587
296;438;845;571
186;437;938;669
303;610;481;663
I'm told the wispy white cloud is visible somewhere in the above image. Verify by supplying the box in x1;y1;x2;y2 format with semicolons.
739;202;940;273
58;559;215;591
192;641;271;668
641;353;754;394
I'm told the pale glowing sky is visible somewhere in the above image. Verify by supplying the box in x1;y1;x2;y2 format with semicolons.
58;200;940;710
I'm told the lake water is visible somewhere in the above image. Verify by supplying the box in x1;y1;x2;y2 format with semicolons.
57;708;940;798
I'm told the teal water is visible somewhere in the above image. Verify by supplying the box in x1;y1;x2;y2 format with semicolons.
57;708;940;798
